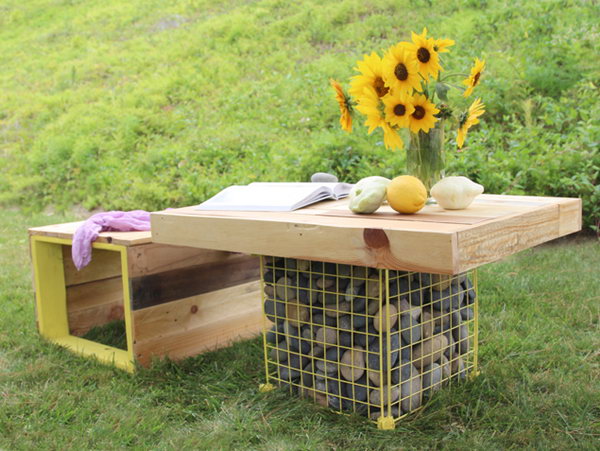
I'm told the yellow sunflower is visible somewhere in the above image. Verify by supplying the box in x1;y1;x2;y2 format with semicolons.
382;91;415;128
434;37;455;53
409;28;442;79
408;94;440;133
381;43;421;94
457;98;485;149
355;86;385;134
349;52;389;99
382;122;404;151
330;79;352;132
462;58;485;97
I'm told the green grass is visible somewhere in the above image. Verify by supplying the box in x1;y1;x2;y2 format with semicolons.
1;209;598;449
0;0;599;229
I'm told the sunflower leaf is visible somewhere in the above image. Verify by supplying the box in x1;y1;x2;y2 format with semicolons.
435;82;450;102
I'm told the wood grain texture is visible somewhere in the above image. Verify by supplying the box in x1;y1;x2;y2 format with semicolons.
127;242;244;278
456;203;560;272
151;214;457;273
62;245;121;286
66;276;123;311
130;254;260;310
68;302;124;336
132;280;263;366
150;194;581;273
29;222;152;246
65;276;124;335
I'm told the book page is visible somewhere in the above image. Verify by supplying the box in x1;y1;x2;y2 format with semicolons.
196;183;335;211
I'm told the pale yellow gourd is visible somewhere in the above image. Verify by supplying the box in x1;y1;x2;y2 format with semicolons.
430;176;484;210
348;176;391;214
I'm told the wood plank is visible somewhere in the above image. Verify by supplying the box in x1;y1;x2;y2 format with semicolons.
68;301;124;336
151;194;581;273
29;222;152;246
557;198;582;237
151;213;458;273
317;209;491;225
132;280;263;366
62;245;121;286
456;203;560;272
66;276;123;312
130;255;260;310
127;243;245;278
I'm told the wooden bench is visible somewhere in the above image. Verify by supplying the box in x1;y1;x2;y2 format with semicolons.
29;222;263;371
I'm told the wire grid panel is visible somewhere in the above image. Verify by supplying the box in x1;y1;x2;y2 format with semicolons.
261;256;478;428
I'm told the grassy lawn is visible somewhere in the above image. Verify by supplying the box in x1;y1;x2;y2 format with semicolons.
1;0;599;448
1;209;598;449
1;0;598;228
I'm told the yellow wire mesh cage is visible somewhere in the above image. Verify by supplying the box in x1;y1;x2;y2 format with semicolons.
260;256;478;429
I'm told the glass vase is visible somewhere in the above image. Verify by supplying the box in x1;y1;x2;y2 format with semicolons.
406;120;445;193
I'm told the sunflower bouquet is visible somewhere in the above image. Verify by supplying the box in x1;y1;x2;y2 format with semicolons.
330;28;486;189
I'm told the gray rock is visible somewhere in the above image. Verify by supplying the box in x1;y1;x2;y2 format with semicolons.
400;313;421;344
460;307;474;322
373;303;399;332
344;284;362;302
409;287;427;306
310;345;324;358
311;172;338;183
400;364;422;413
351;313;367;330
338;331;353;348
264;298;286;323
353;331;368;348
454;324;470;355
301;326;313;340
315;327;337;346
391;359;413;385
311;313;325;326
351;375;369;402
278;365;300;382
451;356;467;380
275;276;297;301
430;286;464;312
422;363;443;394
266;325;278;344
365;333;400;372
464;278;476;305
340;346;365;381
282;258;297;270
369;385;399;406
316;276;335;290
269;340;288;363
315;347;341;375
337;315;353;331
289;353;309;372
301;361;316;387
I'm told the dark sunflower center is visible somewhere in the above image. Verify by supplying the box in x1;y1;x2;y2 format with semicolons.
393;104;406;116
412;106;426;120
373;77;389;97
394;63;408;81
473;72;481;85
417;47;431;63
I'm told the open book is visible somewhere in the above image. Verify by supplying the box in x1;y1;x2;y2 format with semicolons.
196;182;353;212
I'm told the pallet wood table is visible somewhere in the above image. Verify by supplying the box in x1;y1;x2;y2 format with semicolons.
150;194;582;274
149;194;581;428
29;222;263;371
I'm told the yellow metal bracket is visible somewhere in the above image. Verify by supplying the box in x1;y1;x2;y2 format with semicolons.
377;416;396;430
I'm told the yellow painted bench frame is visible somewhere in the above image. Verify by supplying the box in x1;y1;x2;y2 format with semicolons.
31;235;136;372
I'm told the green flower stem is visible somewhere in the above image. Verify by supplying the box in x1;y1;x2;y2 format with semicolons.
406;120;445;192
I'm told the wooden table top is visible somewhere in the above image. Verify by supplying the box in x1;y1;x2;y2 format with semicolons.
150;194;581;274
